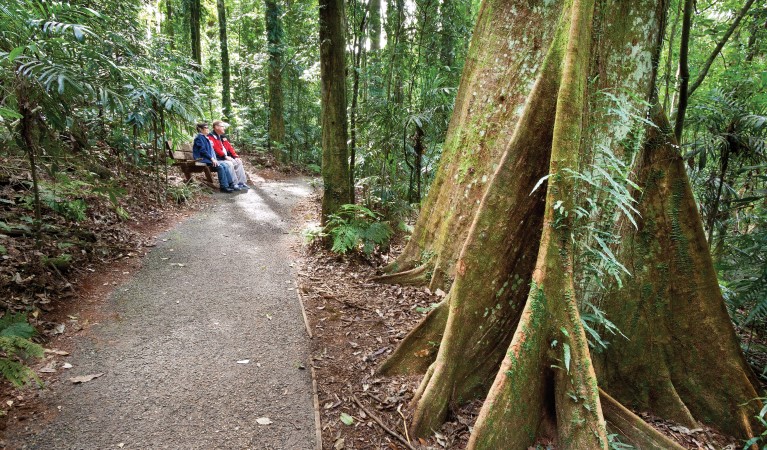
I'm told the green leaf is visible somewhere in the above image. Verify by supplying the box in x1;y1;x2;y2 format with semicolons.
0;245;6;255
563;343;571;374
0;107;22;120
0;322;35;339
340;413;354;425
7;46;25;62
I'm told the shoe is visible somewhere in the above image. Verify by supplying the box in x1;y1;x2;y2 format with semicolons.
239;184;250;190
220;187;234;193
229;184;241;191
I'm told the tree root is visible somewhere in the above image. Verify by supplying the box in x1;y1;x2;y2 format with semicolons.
371;263;431;286
600;389;685;450
377;301;448;376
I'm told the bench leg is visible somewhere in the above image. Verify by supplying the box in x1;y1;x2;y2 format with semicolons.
204;167;214;184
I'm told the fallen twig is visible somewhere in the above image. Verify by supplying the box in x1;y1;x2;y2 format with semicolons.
352;395;415;450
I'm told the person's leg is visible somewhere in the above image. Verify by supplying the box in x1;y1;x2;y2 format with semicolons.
220;160;238;189
233;159;247;186
213;165;231;191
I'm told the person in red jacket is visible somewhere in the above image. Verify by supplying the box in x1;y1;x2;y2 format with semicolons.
207;120;249;189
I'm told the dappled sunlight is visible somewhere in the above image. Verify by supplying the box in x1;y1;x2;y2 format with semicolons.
273;181;313;198
234;189;281;222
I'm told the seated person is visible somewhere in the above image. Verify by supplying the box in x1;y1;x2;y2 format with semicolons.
192;122;239;193
208;120;249;190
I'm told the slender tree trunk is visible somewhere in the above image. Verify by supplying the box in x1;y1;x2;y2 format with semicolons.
17;80;41;239
439;0;455;68
166;0;175;50
266;0;286;160
349;11;366;204
673;0;692;141
319;0;352;223
368;0;381;51
217;0;232;122
663;1;680;113
190;0;202;68
413;124;424;202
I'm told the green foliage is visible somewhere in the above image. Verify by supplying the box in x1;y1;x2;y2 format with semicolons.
743;399;767;450
607;433;634;450
166;183;200;204
324;204;392;256
0;313;44;388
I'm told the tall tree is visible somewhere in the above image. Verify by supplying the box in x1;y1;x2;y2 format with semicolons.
165;0;175;50
376;0;762;445
319;0;352;222
266;0;286;158
216;0;232;121
368;0;381;52
190;0;202;68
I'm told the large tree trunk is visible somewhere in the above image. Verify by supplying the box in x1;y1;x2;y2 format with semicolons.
319;0;352;223
378;0;762;445
594;107;762;439
266;0;286;159
216;0;232;122
377;0;561;290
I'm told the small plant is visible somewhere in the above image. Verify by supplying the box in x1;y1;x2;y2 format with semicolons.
166;183;200;204
608;433;634;450
0;313;44;387
743;399;767;449
325;204;393;255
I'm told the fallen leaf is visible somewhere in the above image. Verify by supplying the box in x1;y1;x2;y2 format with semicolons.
69;373;104;384
53;324;65;335
334;438;345;449
39;366;56;373
256;417;272;425
236;359;250;364
340;412;354;425
62;363;73;369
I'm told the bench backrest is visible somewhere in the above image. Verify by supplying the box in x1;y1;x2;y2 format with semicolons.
167;140;195;161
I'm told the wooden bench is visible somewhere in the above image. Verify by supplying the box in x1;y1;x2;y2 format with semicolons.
166;141;216;186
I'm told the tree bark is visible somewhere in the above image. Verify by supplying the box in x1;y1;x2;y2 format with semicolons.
266;0;286;158
190;0;202;68
673;0;692;141
368;0;381;52
217;0;232;122
595;107;762;439
319;0;352;223
165;0;175;50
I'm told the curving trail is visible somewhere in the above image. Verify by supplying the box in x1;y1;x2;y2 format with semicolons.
7;178;316;450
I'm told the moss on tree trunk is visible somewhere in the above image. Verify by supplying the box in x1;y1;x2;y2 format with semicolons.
594;107;762;439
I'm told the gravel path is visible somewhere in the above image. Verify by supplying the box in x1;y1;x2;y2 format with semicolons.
7;178;316;449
